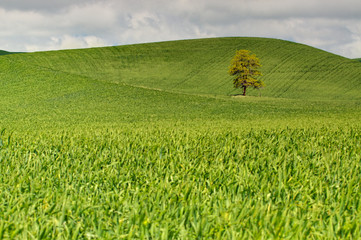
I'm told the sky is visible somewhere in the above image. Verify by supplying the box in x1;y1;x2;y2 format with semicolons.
1;0;361;58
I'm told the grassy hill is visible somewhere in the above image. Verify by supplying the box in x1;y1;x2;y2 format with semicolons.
6;37;361;101
0;38;361;131
1;37;361;130
2;38;361;239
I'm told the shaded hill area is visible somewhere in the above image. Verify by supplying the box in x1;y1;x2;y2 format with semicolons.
0;50;14;56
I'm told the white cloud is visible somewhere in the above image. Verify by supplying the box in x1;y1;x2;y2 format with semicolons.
25;35;107;52
1;0;361;58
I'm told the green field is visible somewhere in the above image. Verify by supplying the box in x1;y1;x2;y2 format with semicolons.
1;37;361;239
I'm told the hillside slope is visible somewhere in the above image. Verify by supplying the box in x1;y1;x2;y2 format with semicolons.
1;38;361;130
7;37;361;100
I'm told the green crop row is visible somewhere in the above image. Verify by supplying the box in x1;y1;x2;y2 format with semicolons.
1;126;361;239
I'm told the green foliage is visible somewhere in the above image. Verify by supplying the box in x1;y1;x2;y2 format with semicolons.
229;49;264;95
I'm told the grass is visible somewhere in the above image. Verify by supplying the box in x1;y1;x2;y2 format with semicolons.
1;126;361;239
1;37;361;239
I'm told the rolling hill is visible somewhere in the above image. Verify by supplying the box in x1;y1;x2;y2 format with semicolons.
6;37;361;100
1;37;361;130
2;38;361;239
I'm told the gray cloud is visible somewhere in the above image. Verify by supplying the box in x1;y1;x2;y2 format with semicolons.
0;0;99;12
0;0;361;58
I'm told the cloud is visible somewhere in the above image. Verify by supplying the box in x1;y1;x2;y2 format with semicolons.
0;2;117;51
0;0;99;12
1;0;361;58
25;35;107;52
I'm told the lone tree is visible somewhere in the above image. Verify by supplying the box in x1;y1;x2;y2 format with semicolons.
228;50;264;96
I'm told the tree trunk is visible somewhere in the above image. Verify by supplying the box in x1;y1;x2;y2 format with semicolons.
243;87;247;96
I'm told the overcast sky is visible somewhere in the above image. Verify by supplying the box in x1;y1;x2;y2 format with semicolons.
1;0;361;58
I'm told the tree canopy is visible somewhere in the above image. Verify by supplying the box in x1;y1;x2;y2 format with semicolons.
229;50;264;96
